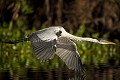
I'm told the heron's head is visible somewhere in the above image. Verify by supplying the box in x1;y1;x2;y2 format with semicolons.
58;27;69;37
53;26;69;37
53;26;64;37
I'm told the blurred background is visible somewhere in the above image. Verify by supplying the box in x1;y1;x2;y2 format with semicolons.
0;0;120;80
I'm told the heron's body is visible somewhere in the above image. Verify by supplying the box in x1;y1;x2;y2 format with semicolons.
3;26;115;71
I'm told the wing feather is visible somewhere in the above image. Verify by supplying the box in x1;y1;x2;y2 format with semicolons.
56;37;83;71
67;52;72;66
28;30;57;62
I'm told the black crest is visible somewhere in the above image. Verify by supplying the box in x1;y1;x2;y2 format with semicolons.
56;30;62;37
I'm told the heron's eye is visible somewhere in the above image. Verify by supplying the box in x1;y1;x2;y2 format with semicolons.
59;30;62;34
56;30;62;37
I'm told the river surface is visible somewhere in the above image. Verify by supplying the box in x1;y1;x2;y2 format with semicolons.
0;66;120;80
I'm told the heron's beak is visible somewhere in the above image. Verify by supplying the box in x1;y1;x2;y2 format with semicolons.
100;40;115;44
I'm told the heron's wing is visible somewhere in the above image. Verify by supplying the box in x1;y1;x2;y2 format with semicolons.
56;37;83;71
28;33;57;62
28;27;58;41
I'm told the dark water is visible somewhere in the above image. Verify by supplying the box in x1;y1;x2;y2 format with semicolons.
0;66;120;80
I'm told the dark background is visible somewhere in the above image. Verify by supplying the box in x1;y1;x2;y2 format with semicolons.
0;0;120;41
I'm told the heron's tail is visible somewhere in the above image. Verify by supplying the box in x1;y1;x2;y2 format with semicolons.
1;38;29;44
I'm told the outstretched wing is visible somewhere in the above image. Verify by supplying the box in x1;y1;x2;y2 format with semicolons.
28;30;57;62
56;37;83;71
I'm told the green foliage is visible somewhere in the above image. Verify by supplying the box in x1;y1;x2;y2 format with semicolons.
21;0;33;14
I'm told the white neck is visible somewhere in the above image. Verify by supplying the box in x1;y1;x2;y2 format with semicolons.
64;33;100;43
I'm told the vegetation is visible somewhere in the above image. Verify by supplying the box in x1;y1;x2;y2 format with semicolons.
0;0;119;77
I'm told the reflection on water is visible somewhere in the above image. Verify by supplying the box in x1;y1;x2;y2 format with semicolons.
85;66;120;80
0;67;120;80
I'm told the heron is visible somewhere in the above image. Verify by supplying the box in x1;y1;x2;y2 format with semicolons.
3;26;115;71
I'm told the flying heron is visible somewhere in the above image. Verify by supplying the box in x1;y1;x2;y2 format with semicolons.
3;26;115;71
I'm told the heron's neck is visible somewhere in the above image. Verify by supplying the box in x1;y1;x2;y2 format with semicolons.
65;33;99;43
